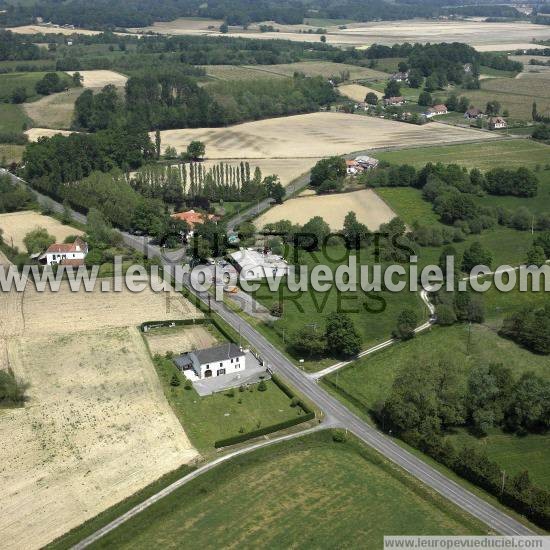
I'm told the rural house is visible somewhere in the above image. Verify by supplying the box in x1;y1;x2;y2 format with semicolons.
355;155;379;170
174;343;246;379
383;96;405;106
425;104;448;118
488;116;507;130
39;237;88;266
171;209;219;237
346;160;363;175
464;107;484;120
390;71;409;82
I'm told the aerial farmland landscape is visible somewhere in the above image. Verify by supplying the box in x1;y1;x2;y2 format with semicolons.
0;0;550;548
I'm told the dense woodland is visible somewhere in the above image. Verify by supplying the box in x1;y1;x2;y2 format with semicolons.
0;0;533;29
74;72;337;131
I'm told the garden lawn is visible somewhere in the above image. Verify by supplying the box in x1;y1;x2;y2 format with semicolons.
376;139;550;171
448;430;550;491
0;103;30;133
87;431;486;549
154;356;304;451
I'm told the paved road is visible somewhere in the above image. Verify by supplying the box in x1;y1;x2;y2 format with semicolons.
3;168;536;539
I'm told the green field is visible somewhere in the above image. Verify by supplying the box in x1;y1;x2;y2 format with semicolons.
454;75;550;121
376;139;550;171
85;431;486;549
449;429;550;491
0;103;30;133
0;71;72;102
154;356;306;451
250;246;425;370
0;143;25;164
374;186;536;267
200;65;288;81
254;61;388;80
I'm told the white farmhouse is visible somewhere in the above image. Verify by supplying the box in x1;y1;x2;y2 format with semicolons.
174;343;246;379
40;237;88;266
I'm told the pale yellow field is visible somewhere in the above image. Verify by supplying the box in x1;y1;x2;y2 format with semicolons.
0;211;83;252
145;325;218;356
74;70;128;89
0;278;202;548
23;88;83;130
254;189;397;230
6;24;101;36
157;112;497;160
134;17;550;49
25;128;75;142
338;83;382;102
0;327;198;550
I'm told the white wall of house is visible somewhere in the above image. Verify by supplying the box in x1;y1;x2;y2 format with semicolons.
196;354;245;379
44;251;86;265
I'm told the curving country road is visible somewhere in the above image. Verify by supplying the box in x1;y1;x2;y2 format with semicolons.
1;168;536;542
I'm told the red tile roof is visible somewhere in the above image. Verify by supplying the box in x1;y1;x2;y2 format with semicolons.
171;209;219;228
45;238;87;254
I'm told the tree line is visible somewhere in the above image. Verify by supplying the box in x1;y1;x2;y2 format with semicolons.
373;358;550;528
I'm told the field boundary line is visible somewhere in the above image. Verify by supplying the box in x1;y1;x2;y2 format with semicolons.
70;424;330;550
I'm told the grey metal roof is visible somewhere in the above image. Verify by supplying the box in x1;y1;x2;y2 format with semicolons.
174;354;194;369
194;343;244;365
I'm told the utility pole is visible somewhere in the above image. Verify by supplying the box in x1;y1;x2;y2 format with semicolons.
501;470;506;496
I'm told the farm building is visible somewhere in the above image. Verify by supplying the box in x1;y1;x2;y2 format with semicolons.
464;107;484;120
229;248;289;281
488;117;507;130
39;237;88;266
171;209;219;237
425;104;448;118
383;96;405;106
355;155;379;170
390;71;409;82
174;342;246;380
346;160;363;175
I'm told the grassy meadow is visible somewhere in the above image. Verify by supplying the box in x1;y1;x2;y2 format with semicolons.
86;431;486;549
376;139;550;171
0;103;30;133
0;144;25;164
250;245;425;371
154;356;306;451
0;71;73;103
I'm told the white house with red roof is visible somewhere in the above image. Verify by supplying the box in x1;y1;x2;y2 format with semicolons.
40;237;88;266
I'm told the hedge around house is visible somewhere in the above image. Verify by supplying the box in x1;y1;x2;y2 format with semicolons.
213;411;315;449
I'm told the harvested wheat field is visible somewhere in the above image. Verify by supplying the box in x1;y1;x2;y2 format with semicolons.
338;83;382;102
25;127;75;142
255;189;397;230
158;113;497;160
74;70;128;89
22;276;201;336
0;211;83;252
0;276;202;549
145;325;218;356
6;24;101;36
0;327;198;550
130;17;224;35
23;88;83;130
